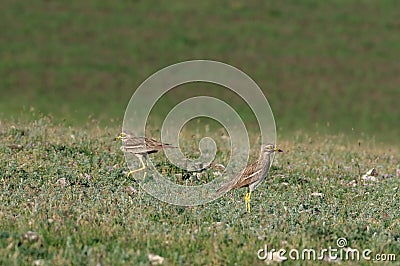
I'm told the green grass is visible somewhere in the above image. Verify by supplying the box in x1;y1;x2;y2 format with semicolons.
0;119;398;265
1;0;399;264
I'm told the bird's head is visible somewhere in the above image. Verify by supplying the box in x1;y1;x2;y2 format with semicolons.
115;132;129;141
263;144;283;153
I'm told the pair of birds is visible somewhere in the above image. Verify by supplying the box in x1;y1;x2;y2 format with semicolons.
116;132;283;213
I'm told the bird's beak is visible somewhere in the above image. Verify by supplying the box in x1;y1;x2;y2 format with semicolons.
274;147;284;152
115;133;125;141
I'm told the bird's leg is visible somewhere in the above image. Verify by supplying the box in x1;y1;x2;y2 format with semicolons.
142;171;147;181
245;189;252;213
127;156;146;176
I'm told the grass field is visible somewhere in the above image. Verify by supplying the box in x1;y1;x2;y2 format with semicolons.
1;0;399;265
0;119;399;265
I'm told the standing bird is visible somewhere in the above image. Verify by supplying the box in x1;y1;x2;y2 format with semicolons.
217;144;283;213
116;132;176;176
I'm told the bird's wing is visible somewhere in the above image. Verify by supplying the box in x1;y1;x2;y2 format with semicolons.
146;138;176;149
231;161;263;189
122;136;176;154
217;160;263;193
121;137;152;154
145;137;176;149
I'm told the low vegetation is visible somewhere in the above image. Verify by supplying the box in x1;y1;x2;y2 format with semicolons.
1;119;398;265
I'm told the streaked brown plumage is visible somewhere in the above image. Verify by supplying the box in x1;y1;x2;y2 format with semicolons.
120;135;175;154
217;144;283;213
116;132;176;175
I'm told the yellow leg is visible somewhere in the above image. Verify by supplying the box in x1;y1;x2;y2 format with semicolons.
127;156;146;176
245;190;252;213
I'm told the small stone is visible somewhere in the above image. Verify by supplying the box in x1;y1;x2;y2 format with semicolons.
125;186;138;195
8;144;23;150
56;178;67;187
21;231;40;242
148;253;164;265
311;192;324;197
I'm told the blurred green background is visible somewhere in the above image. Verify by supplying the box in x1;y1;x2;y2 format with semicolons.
1;0;399;142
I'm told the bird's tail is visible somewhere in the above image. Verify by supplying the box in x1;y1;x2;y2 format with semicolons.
161;143;177;149
216;180;234;194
